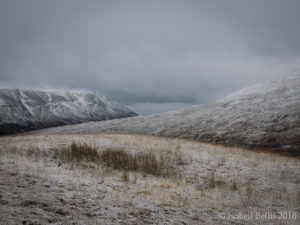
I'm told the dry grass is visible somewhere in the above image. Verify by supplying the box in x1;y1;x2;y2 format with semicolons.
101;148;180;177
237;179;253;208
26;147;42;158
1;134;299;224
231;181;238;191
54;142;183;178
58;141;99;163
208;171;216;188
135;189;152;196
121;170;129;182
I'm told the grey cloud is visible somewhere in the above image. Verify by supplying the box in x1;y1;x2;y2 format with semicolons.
0;0;300;114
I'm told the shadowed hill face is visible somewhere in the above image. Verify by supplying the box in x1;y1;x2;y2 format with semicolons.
0;88;137;135
34;75;300;151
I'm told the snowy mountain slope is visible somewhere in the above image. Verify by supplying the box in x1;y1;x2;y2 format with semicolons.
34;75;300;151
0;88;137;135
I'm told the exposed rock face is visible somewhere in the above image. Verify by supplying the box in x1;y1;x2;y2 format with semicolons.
34;75;300;151
0;88;137;135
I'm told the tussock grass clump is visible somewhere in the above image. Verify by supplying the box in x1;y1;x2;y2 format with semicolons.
101;148;138;170
238;179;253;208
26;147;42;158
121;170;129;182
56;142;182;177
101;148;178;177
59;142;99;163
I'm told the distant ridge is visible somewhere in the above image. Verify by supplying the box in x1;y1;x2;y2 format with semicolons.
34;75;300;152
0;88;137;135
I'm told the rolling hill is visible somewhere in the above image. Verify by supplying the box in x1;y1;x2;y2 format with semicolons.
34;75;300;151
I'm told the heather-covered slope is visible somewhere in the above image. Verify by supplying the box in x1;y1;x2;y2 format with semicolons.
0;88;137;135
34;75;300;151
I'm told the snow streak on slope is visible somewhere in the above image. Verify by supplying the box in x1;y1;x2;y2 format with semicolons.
0;88;137;135
34;75;300;151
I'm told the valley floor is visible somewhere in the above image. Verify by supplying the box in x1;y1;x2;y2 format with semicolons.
0;134;299;224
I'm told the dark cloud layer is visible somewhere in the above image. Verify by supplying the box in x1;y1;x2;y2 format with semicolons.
0;0;300;114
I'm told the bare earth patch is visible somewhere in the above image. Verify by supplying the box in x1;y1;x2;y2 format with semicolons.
0;134;299;224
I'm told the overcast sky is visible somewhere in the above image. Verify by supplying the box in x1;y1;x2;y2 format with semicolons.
0;0;300;114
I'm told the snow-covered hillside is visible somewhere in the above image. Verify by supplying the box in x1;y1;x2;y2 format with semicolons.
34;75;300;151
0;88;137;135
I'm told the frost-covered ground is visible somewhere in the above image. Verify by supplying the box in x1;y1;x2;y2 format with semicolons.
33;75;300;151
0;134;299;224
